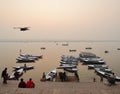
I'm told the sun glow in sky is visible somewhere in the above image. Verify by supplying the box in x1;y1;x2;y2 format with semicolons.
0;0;120;41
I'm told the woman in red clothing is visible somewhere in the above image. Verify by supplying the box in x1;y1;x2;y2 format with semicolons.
26;78;35;88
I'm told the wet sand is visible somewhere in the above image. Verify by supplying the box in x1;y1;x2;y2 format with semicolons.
0;80;120;94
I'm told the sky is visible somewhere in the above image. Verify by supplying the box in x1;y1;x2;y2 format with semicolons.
0;0;120;41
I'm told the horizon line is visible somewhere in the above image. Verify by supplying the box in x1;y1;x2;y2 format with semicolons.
0;39;120;42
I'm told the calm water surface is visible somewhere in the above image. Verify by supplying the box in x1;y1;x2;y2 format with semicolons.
0;41;120;82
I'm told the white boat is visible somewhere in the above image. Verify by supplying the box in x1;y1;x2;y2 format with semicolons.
9;68;23;80
46;69;57;80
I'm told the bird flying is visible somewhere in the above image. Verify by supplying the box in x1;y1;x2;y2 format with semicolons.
13;27;30;31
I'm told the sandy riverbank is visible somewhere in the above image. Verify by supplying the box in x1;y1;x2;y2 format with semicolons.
0;80;120;94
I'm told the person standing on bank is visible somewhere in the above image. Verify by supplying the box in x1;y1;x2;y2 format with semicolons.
1;68;8;84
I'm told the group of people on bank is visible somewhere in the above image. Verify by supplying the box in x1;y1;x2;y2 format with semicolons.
1;67;35;88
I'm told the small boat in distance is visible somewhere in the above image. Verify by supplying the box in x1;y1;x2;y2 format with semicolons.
69;49;77;52
41;47;46;50
117;48;120;50
104;50;109;53
62;43;69;46
85;47;92;50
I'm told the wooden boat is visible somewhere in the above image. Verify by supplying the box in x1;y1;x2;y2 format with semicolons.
13;65;34;71
69;49;77;52
60;61;78;65
9;68;23;80
16;57;35;62
85;47;92;50
95;69;120;81
41;47;46;50
117;48;120;50
79;52;96;62
64;68;78;73
45;69;57;80
88;65;108;69
57;65;76;69
104;50;109;53
20;54;42;59
95;67;112;73
62;43;68;46
82;57;105;64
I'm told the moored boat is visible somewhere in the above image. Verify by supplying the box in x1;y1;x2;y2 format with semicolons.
45;69;57;81
57;65;76;69
20;54;42;59
16;57;35;62
95;67;112;73
82;57;105;64
64;68;78;73
88;65;108;69
8;68;23;80
95;69;120;81
13;65;34;71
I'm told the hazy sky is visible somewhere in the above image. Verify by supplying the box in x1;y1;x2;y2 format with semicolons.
0;0;120;41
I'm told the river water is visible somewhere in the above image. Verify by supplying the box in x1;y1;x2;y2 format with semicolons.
0;41;120;82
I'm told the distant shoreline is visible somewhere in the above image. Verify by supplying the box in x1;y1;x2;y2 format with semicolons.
1;39;120;43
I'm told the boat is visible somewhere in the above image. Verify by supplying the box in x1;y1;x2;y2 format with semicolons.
95;69;120;81
82;57;105;64
95;67;112;73
16;57;35;62
57;65;76;69
41;47;46;50
60;61;78;65
69;49;77;52
64;68;78;73
88;65;108;69
62;43;68;46
13;65;34;71
20;54;42;59
85;47;92;50
117;48;120;50
61;55;79;62
45;69;57;80
104;50;109;53
9;68;23;80
79;52;97;62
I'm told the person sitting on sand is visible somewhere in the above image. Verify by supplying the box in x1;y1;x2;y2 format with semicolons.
42;72;46;80
26;78;35;88
18;78;26;88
